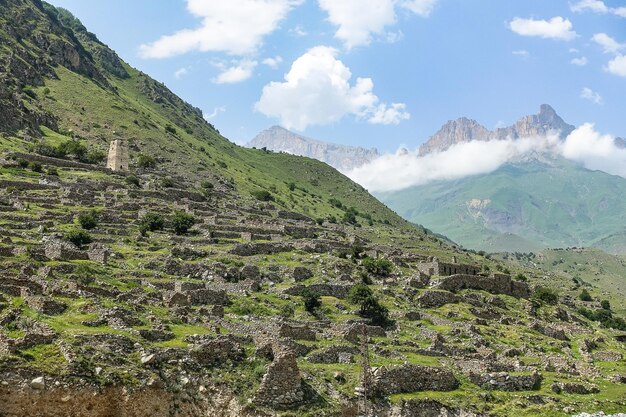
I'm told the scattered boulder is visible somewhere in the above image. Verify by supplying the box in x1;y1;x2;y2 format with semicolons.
469;372;542;391
30;376;45;390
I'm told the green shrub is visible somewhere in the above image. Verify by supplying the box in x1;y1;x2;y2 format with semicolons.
64;229;92;247
17;158;29;168
171;211;195;235
86;149;106;164
160;178;175;188
579;289;592;302
278;304;295;318
362;257;393;276
342;207;359;225
28;161;43;172
533;287;559;305
201;181;214;190
301;288;321;314
77;210;98;230
251;190;274;202
125;175;140;187
359;296;390;326
47;167;59;176
515;273;528;282
287;182;296;191
329;198;343;209
58;140;87;160
348;283;373;305
22;86;37;99
601;300;611;310
137;154;156;168
139;212;165;235
164;124;177;135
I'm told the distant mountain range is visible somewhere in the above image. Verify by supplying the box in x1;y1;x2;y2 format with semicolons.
248;126;380;171
418;104;575;155
253;106;626;254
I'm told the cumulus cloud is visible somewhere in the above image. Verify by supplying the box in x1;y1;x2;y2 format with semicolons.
212;60;258;84
606;55;626;76
262;56;283;68
347;125;626;192
255;46;410;130
570;56;588;66
570;0;626;17
174;67;189;79
139;0;303;58
592;33;625;54
318;0;437;49
580;87;603;104
512;49;530;58
509;17;577;41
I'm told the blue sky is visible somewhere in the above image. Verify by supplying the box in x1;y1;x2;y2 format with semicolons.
48;0;626;152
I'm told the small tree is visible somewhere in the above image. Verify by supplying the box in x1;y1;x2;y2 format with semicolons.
362;257;393;276
65;229;92;247
125;175;140;187
251;190;274;202
77;210;98;230
137;154;156;168
601;300;611;310
171;211;195;235
359;296;390;327
349;283;373;305
579;289;592;302
533;287;559;305
301;288;321;314
28;161;43;172
160;178;175;188
139;212;165;235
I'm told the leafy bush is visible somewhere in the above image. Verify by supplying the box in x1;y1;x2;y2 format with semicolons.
279;304;295;318
329;198;343;209
359;296;390;327
348;283;373;305
165;124;177;135
342;207;359;225
47;167;59;176
28;161;43;172
160;178;175;188
601;300;611;310
64;229;92;247
362;257;393;276
58;140;87;160
17;158;29;168
251;190;274;202
86;149;106;164
137;154;156;168
533;287;559;305
22;86;37;99
301;288;321;314
172;211;195;235
139;212;165;235
125;175;140;187
287;182;296;191
579;289;592;302
515;273;528;282
201;181;214;190
578;307;626;331
77;210;98;230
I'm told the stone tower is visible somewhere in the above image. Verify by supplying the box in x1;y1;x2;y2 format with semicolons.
106;139;129;172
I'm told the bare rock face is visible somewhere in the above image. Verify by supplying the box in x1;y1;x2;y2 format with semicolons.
248;126;380;172
254;349;304;408
418;104;575;156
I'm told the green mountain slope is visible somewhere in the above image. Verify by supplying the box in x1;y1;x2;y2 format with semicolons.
1;2;625;416
377;158;626;254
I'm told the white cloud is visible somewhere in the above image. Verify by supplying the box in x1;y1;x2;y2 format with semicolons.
512;49;530;58
289;25;308;37
139;0;303;58
606;55;626;76
262;56;283;68
571;56;588;66
570;0;609;13
570;0;626;17
318;0;437;49
592;33;625;54
347;125;626;192
580;87;603;104
369;103;411;125
560;123;626;176
509;17;577;41
255;46;409;130
212;60;258;84
204;106;226;120
174;67;189;79
399;0;438;17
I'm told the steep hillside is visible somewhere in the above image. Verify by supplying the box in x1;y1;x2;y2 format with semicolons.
1;2;625;416
249;126;380;172
377;158;626;254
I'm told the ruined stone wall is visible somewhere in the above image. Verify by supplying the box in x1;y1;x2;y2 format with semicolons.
430;274;530;299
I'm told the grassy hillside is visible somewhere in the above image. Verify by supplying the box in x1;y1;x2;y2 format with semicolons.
377;159;626;254
1;2;625;416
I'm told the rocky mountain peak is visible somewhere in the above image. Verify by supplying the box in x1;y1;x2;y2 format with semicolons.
248;126;380;171
419;105;575;155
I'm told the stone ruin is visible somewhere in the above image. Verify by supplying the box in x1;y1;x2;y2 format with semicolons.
106;139;129;172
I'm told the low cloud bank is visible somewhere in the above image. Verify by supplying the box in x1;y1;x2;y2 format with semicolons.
347;124;626;192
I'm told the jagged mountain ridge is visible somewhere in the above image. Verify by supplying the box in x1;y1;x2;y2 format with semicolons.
248;126;380;171
418;104;575;155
